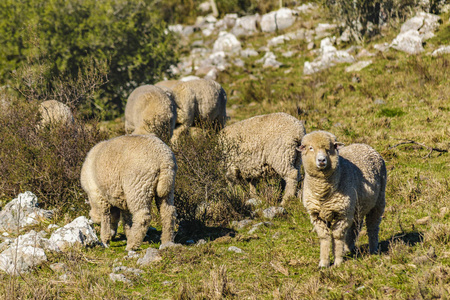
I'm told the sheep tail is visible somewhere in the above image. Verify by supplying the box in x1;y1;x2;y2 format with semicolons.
156;165;176;199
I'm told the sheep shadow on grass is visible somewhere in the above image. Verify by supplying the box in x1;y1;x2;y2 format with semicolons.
175;220;237;245
109;222;237;247
345;231;423;260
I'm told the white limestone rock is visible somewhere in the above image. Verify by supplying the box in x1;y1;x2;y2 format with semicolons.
213;31;242;54
261;8;297;33
49;216;100;251
0;192;53;233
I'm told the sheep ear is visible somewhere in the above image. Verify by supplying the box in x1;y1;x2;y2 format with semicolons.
334;142;345;150
297;145;306;152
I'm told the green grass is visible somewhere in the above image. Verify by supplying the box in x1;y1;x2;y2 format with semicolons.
2;5;450;300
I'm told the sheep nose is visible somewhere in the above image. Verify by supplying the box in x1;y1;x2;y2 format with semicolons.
316;155;327;168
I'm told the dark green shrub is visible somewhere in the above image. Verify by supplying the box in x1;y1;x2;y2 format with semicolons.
0;0;179;118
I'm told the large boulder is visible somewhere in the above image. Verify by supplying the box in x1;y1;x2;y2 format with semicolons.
0;230;51;275
213;31;242;54
390;12;441;54
400;12;441;40
260;8;297;33
0;191;53;233
231;14;261;37
304;37;355;75
390;30;425;55
256;52;283;68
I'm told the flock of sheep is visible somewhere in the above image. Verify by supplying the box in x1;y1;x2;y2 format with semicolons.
40;78;386;267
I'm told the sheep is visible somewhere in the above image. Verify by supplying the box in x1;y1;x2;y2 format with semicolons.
39;100;74;127
124;85;177;141
155;80;180;90
80;134;177;251
220;112;306;205
157;79;227;140
299;131;386;267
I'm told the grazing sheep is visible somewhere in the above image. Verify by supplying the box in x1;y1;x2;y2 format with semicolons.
80;134;177;251
124;85;177;140
39;100;74;126
220;112;306;205
158;79;227;140
299;131;386;267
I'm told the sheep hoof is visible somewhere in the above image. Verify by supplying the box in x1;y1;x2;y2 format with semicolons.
333;258;344;266
100;242;109;248
318;261;330;268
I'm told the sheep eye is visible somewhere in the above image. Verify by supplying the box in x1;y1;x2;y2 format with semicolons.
309;146;314;151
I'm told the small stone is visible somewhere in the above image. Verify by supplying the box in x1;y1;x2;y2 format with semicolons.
248;222;273;234
374;99;386;105
113;266;144;276
262;207;287;220
282;51;294;58
109;273;132;284
231;219;253;230
241;48;259;58
159;242;182;250
373;43;389;52
124;250;140;260
245;198;262;207
228;246;244;253
162;280;173;286
137;248;162;266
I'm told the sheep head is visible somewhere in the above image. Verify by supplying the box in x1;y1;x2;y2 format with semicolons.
299;131;344;178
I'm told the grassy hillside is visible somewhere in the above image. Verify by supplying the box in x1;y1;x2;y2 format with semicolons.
1;4;450;300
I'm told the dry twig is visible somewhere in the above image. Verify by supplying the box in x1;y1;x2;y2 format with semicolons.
389;139;448;158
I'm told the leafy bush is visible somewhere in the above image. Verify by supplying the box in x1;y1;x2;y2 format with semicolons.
0;0;179;118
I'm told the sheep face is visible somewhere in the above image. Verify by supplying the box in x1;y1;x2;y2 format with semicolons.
300;131;343;177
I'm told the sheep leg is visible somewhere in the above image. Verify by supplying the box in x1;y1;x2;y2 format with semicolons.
125;209;151;251
365;207;384;254
171;124;190;142
281;170;299;206
312;217;332;267
331;219;351;266
100;209;113;247
110;207;121;238
121;210;133;240
249;179;258;198
159;191;176;244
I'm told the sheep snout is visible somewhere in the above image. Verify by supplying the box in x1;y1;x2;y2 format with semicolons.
316;152;328;169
